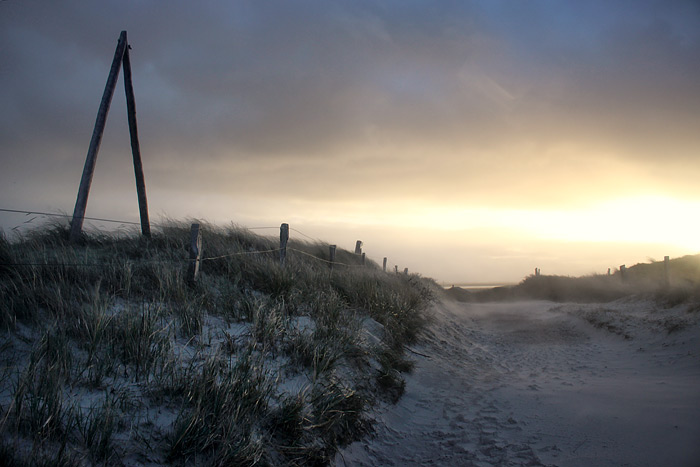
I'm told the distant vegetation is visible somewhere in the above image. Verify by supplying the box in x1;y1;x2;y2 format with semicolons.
0;222;437;465
445;255;700;304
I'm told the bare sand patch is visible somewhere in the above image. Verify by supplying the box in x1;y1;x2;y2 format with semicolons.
336;299;700;466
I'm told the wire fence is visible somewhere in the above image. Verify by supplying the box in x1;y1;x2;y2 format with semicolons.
0;208;141;226
0;250;367;269
0;208;306;233
0;207;320;241
0;206;382;272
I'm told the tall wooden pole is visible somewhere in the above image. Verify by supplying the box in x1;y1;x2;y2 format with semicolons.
122;37;150;237
70;31;127;242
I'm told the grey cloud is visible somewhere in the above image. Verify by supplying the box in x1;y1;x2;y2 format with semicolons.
1;0;699;214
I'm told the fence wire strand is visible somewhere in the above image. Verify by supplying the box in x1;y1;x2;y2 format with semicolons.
287;248;363;267
1;247;366;269
290;227;318;242
201;248;282;261
0;208;141;226
2;208;318;240
1;206;373;270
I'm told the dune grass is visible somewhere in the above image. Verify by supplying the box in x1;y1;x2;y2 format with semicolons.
0;221;437;465
445;255;700;304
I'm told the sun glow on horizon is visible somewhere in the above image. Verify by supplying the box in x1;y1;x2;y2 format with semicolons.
273;195;700;252
526;196;700;250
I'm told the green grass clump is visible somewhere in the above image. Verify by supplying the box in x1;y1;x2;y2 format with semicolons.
0;220;436;465
168;347;272;465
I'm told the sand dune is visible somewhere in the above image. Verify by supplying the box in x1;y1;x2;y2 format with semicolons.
336;298;700;466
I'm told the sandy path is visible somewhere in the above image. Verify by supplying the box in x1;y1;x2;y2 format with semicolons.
336;299;700;466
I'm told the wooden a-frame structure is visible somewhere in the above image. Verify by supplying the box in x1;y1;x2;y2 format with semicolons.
70;30;150;242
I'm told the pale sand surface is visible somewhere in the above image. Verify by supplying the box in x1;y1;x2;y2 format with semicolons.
336;299;700;466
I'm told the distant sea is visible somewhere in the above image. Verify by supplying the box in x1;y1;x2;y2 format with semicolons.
441;283;512;290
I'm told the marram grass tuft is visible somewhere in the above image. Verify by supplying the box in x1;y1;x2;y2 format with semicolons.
0;220;437;465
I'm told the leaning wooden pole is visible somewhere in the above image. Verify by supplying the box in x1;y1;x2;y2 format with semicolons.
122;37;150;237
70;31;127;242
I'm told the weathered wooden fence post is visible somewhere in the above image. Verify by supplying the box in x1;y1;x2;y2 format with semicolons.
607;268;611;276
535;268;540;276
404;267;409;275
619;264;626;280
329;245;337;273
187;223;202;284
122;37;150;237
394;265;398;274
361;252;366;266
383;257;387;272
355;241;363;255
664;255;670;287
280;223;289;265
70;31;128;242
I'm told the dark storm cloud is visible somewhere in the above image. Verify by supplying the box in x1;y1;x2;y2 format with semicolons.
1;0;699;208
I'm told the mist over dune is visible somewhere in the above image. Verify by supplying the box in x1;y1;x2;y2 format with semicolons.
445;253;700;301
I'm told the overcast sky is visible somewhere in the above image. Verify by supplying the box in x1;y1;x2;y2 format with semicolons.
1;0;699;283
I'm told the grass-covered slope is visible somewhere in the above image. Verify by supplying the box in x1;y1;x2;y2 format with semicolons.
445;255;700;304
0;222;437;465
